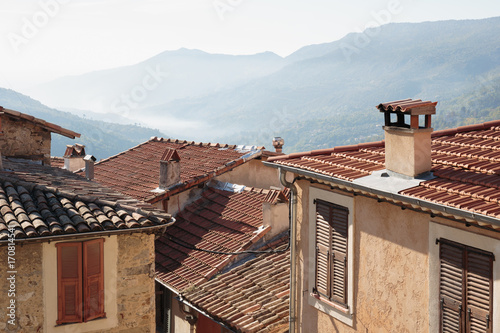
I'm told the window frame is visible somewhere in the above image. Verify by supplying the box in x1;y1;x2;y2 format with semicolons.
308;187;354;326
429;222;500;332
56;238;105;325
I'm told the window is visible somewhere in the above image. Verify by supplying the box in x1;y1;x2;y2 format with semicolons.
56;238;105;324
439;238;493;333
314;199;349;308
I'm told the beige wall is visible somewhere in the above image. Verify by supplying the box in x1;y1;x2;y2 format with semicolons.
0;116;52;164
0;232;157;333
215;159;283;190
296;181;431;333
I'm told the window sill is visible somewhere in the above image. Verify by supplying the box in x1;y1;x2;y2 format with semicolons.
310;293;349;314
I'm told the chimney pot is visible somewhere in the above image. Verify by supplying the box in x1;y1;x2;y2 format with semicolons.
272;137;285;153
377;99;437;177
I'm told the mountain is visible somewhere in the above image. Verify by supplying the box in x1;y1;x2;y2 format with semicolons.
23;17;500;153
0;88;165;160
26;49;285;114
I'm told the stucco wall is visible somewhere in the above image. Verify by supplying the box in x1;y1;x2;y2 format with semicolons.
0;232;157;333
0;116;52;165
215;159;283;189
296;181;430;333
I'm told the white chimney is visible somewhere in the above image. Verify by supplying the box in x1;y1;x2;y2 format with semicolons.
159;149;181;190
84;155;96;180
377;99;437;178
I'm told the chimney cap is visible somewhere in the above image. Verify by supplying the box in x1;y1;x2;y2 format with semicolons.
377;99;437;115
84;154;96;162
272;137;284;147
161;148;181;162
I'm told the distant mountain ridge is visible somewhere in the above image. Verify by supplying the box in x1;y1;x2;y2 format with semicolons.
23;17;500;152
0;88;165;160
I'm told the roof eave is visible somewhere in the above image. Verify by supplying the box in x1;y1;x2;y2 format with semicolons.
263;161;500;229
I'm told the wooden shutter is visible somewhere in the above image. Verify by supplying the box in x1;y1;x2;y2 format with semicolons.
330;205;348;305
466;249;493;333
315;199;348;306
57;242;83;324
83;238;105;321
440;240;465;333
440;239;493;333
315;201;331;298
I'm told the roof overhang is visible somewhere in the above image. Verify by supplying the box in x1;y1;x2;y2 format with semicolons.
264;161;500;230
1;107;81;139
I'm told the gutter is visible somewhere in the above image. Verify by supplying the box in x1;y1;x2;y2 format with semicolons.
264;162;500;229
279;168;298;333
0;218;175;246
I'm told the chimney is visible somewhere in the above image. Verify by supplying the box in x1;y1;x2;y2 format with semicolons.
272;137;285;153
377;99;437;178
159;149;181;190
63;143;86;172
84;154;96;180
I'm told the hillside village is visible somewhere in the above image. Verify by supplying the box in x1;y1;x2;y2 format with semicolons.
0;97;500;333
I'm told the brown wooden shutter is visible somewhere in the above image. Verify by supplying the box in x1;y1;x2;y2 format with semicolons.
330;205;348;306
315;199;348;306
83;238;105;321
440;239;494;333
466;249;493;333
315;201;331;298
440;240;465;333
57;242;83;324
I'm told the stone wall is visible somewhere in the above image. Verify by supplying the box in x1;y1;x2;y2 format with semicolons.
0;116;52;164
113;232;156;333
0;242;44;332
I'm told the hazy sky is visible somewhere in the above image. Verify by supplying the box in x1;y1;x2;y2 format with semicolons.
1;0;500;90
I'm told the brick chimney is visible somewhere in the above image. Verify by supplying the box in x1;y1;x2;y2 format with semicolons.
272;137;284;153
377;99;437;178
159;148;181;190
63;143;86;172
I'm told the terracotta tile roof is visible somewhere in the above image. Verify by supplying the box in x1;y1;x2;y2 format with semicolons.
84;138;262;203
268;120;500;226
0;159;172;241
184;238;289;333
0;106;80;139
50;156;64;168
155;185;287;292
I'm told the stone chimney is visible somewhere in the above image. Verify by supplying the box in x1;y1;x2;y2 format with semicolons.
272;137;285;153
63;143;86;172
377;99;437;178
159;149;181;190
84;155;96;180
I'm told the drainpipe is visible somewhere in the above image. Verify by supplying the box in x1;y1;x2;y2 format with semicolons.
279;168;297;333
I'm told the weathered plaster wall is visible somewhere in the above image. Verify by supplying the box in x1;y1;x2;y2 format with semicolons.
215;159;283;189
0;233;157;333
0;116;52;164
296;181;430;333
0;242;44;332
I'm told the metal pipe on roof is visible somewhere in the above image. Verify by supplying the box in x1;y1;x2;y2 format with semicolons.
279;168;298;333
